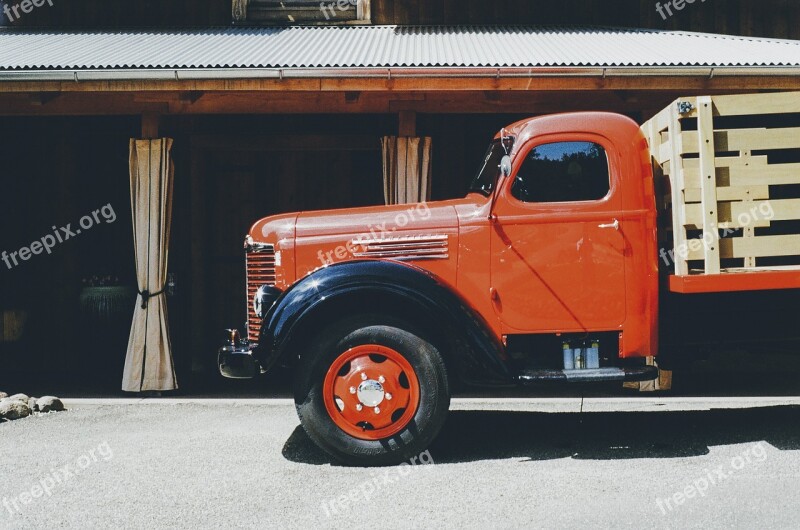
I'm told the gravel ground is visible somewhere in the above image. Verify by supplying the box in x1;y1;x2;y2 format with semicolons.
1;401;799;529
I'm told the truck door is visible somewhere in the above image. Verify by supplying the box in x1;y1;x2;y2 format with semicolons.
490;137;627;333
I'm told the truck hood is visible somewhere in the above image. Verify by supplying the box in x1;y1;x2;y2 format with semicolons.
294;200;461;238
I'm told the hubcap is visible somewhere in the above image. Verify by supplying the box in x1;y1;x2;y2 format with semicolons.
322;344;421;441
357;379;385;407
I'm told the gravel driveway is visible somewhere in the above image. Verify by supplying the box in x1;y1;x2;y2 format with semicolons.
1;399;799;529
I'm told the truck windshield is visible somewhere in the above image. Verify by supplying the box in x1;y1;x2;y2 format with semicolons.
468;137;514;196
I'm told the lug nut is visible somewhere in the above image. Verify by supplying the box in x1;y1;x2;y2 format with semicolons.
356;404;363;411
385;393;392;400
378;375;385;383
361;372;368;381
349;386;356;394
374;407;381;414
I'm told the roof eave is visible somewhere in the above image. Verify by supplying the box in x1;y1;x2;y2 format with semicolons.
1;66;799;83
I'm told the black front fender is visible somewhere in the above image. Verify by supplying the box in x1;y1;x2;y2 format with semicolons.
257;260;513;387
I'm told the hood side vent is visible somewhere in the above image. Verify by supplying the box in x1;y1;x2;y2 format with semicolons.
350;234;449;260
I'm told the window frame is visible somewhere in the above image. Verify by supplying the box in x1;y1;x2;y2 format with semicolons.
504;133;618;209
233;0;372;26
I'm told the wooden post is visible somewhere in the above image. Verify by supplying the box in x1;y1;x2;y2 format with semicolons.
739;145;757;269
668;102;689;276
142;113;160;139
398;110;416;137
696;96;721;274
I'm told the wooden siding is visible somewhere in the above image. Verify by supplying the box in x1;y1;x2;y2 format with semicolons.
8;1;800;40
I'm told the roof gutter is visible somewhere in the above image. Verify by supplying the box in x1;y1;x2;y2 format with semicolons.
0;66;799;83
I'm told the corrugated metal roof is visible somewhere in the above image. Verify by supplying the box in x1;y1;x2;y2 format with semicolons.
0;25;798;71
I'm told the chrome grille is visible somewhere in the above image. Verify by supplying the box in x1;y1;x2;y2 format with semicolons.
246;245;276;342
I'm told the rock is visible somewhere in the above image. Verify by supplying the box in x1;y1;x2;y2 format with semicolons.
0;400;31;421
8;393;29;402
0;392;7;399
28;397;39;412
36;396;65;413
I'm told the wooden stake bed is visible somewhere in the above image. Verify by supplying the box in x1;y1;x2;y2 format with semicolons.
643;91;800;293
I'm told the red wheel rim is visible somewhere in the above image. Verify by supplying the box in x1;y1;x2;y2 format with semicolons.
322;344;421;440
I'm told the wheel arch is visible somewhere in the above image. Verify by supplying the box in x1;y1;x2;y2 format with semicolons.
258;260;513;387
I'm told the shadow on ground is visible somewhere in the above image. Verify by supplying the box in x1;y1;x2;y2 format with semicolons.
282;406;800;466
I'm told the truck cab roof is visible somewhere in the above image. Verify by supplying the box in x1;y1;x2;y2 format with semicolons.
496;112;643;157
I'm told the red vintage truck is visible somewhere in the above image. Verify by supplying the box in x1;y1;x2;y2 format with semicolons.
220;92;800;465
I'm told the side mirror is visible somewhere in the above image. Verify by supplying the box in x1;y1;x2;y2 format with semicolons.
489;155;513;222
500;155;512;177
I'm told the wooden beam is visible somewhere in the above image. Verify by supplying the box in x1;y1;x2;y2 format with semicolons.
28;92;60;106
0;89;786;117
141;113;160;139
179;91;205;105
398;110;416;136
1;76;800;94
191;134;380;152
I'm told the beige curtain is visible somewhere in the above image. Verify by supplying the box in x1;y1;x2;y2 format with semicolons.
122;139;178;392
381;136;432;205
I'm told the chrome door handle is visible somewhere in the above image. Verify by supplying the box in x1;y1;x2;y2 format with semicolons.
598;219;620;230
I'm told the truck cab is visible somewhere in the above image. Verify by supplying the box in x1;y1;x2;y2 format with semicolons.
220;111;664;465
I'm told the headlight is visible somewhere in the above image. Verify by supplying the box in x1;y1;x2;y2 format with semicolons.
253;285;282;319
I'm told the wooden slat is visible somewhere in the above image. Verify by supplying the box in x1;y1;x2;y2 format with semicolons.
747;198;800;223
682;203;766;229
710;91;800;117
646;118;670;215
687;234;800;260
683;155;770;170
658;139;672;168
727;164;800;187
677;92;800;118
645;119;656;158
684;163;800;188
684;185;769;203
682;199;800;229
681;127;800;155
652;106;672;138
644;105;672;167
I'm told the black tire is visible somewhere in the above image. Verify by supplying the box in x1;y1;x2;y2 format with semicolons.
294;317;450;466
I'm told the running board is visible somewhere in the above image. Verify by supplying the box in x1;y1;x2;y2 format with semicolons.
517;366;659;384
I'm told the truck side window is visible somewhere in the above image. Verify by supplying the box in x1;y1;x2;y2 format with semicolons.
511;141;610;203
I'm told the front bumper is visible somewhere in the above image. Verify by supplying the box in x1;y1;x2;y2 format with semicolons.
218;342;260;379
